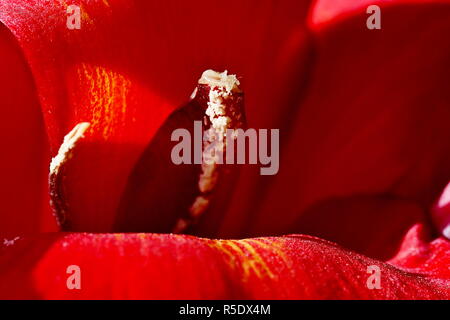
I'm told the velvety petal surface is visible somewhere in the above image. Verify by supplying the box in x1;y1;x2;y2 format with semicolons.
0;231;448;299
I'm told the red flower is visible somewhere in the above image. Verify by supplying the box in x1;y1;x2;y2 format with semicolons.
0;0;449;299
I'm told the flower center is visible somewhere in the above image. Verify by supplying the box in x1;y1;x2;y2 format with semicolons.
49;70;246;235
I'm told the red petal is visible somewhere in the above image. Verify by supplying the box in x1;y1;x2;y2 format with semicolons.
389;224;450;280
221;1;450;251
0;232;448;299
0;24;56;237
